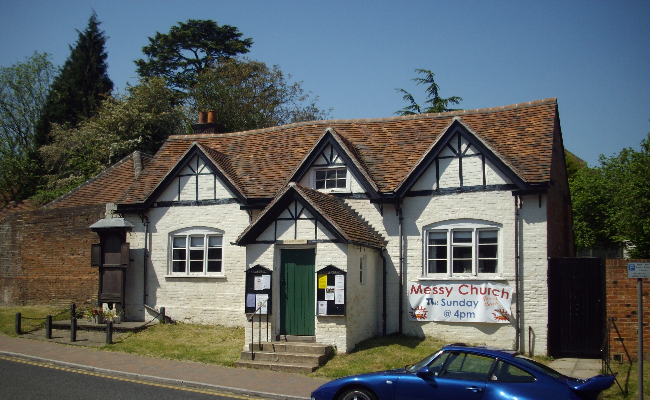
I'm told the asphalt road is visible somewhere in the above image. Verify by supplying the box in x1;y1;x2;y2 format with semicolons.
0;357;259;400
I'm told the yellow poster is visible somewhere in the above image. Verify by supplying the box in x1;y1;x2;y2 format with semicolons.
318;274;328;289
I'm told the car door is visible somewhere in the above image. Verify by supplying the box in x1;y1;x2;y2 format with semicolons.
395;351;493;400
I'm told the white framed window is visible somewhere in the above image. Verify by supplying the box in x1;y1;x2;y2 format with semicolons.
424;220;501;277
313;167;349;192
169;228;223;276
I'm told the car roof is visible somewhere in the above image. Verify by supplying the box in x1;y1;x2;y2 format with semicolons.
441;344;520;360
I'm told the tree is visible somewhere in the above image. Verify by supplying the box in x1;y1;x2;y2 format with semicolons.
0;52;56;203
189;58;330;132
34;12;113;148
36;77;188;203
570;132;650;257
135;19;253;92
395;69;462;115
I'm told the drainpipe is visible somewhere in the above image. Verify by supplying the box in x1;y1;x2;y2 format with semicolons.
397;201;404;335
379;248;387;336
142;214;150;306
514;196;521;352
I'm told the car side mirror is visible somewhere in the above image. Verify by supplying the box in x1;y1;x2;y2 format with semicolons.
417;366;434;379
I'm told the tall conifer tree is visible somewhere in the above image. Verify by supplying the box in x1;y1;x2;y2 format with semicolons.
35;12;113;148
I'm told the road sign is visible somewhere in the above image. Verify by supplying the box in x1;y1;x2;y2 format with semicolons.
627;262;650;278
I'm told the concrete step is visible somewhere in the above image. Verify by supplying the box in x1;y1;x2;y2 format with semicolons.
233;359;320;374
240;350;327;365
252;341;333;356
277;335;315;343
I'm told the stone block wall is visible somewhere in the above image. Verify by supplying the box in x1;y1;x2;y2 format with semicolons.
606;259;650;362
0;204;105;307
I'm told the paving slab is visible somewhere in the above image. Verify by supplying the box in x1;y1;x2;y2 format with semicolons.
0;334;328;400
548;358;603;379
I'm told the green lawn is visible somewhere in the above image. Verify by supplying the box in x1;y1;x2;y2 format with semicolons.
0;306;68;337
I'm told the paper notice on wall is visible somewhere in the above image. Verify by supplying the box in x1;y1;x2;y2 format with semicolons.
325;286;335;300
318;274;328;289
255;294;269;314
335;274;344;289
246;293;256;308
318;301;328;315
254;275;271;290
335;289;344;304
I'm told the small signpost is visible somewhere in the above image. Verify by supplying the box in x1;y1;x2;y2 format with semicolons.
627;262;648;400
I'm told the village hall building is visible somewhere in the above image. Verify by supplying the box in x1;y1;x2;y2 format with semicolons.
47;98;573;356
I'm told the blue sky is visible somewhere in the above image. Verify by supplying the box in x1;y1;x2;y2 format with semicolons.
1;1;648;166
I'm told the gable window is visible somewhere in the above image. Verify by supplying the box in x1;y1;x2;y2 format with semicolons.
424;221;500;277
315;168;347;190
170;229;223;276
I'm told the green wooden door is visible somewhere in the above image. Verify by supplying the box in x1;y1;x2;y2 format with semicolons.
280;249;315;336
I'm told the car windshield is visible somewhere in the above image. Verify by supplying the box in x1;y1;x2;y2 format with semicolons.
514;355;564;379
406;350;443;373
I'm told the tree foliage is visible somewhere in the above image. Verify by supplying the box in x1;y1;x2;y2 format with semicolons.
0;52;56;203
36;77;188;203
570;133;650;257
35;12;113;148
135;19;253;92
395;69;462;115
189;58;330;132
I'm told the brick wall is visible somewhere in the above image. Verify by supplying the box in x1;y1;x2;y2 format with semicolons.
0;204;105;307
606;259;650;362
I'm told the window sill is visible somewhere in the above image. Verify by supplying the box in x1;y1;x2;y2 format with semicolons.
418;275;509;281
165;275;226;279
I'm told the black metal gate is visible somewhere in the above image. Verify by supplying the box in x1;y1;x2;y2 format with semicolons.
547;258;606;358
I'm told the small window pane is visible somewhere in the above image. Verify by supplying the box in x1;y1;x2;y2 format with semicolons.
429;232;447;245
190;236;204;247
453;231;472;243
453;259;472;274
189;260;203;272
429;260;447;274
173;237;186;248
479;230;498;243
208;236;222;247
190;249;204;260
207;260;222;273
453;246;472;259
430;245;447;259
208;248;222;259
478;244;497;258
172;249;186;260
173;261;186;273
479;260;497;273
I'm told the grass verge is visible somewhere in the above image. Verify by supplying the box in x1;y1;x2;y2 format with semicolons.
600;361;650;400
104;323;244;367
0;306;67;337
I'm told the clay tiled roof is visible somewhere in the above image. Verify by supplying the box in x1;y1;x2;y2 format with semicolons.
120;98;558;204
237;183;386;249
47;152;152;209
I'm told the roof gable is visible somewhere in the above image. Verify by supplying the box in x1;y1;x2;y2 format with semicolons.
395;118;528;196
237;183;385;249
127;142;247;208
286;128;380;197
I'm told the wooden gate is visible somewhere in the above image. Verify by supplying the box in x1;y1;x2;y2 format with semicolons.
547;258;606;358
280;249;315;336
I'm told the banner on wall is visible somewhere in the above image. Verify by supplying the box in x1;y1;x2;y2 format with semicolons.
408;281;513;323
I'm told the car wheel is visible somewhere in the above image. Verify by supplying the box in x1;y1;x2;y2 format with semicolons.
338;388;377;400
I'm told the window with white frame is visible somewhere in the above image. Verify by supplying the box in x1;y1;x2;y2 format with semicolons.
170;229;223;276
314;167;347;191
424;221;500;277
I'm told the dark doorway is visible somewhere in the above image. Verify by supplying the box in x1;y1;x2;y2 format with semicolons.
547;258;606;358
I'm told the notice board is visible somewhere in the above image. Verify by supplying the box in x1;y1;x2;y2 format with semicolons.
245;265;272;314
316;265;346;316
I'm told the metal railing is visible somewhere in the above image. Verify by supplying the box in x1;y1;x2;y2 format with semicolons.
602;317;628;395
248;299;269;360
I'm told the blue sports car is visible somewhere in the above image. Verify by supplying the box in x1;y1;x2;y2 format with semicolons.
311;344;615;400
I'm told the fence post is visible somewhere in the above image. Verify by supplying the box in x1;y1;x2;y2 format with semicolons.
160;307;165;324
15;312;21;335
46;315;52;339
106;321;113;344
70;303;76;319
70;317;76;342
